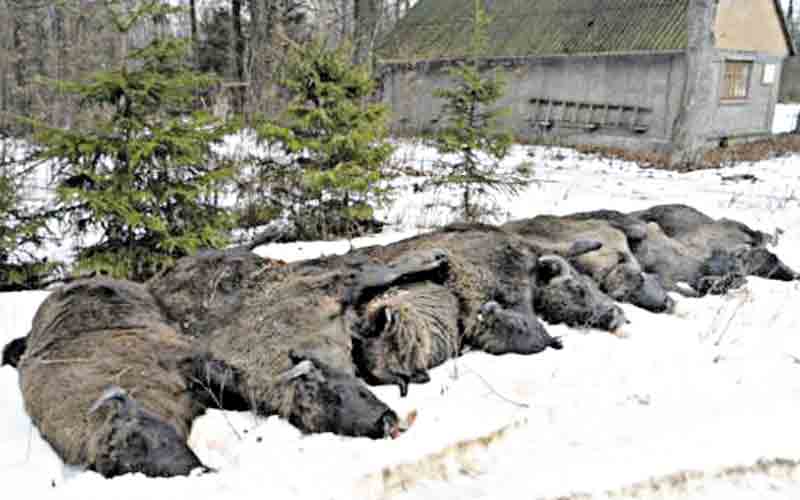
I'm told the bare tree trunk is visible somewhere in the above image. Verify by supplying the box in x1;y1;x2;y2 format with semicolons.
231;0;246;112
339;0;351;43
670;0;718;167
353;0;379;65
247;0;264;110
11;5;29;118
0;1;10;130
189;0;198;63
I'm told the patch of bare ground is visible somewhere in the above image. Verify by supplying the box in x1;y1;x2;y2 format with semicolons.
574;134;800;172
354;417;527;499
549;458;800;500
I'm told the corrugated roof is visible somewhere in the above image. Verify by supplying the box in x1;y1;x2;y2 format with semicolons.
379;0;690;61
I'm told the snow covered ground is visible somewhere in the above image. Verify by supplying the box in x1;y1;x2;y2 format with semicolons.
3;130;800;498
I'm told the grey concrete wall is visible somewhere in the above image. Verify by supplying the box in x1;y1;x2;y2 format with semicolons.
379;52;687;153
670;0;720;165
779;56;800;102
710;50;784;139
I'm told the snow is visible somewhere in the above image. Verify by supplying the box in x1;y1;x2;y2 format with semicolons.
4;123;800;498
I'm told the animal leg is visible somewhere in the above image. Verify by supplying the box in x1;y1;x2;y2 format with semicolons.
345;249;449;306
1;335;27;368
410;369;431;384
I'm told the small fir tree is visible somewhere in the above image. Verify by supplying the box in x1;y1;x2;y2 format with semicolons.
0;159;57;290
252;39;395;240
425;0;530;222
26;1;236;281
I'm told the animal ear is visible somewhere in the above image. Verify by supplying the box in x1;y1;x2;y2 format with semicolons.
480;301;500;316
288;349;305;365
280;360;315;382
281;355;326;383
1;336;27;368
89;385;128;415
536;255;569;284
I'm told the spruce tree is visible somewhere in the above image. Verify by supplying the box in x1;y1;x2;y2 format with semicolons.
425;0;530;222
26;1;236;281
0;153;56;290
252;39;395;240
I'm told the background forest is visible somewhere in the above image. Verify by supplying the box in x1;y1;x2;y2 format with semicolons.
0;0;416;132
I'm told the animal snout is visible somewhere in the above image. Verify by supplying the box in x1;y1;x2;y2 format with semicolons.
603;306;628;332
379;410;401;439
663;294;676;314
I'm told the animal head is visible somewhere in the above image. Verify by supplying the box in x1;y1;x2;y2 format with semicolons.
352;282;457;397
281;351;401;439
602;256;674;313
628;272;675;313
532;255;628;332
477;301;562;354
734;247;798;282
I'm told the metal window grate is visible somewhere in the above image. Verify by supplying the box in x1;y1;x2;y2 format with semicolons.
721;61;752;100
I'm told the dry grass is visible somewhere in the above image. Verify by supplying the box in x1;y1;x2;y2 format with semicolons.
574;134;800;172
549;458;800;500
353;417;528;500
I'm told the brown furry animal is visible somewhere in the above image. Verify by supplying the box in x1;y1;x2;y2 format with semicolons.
194;266;402;438
631;204;798;289
346;224;622;394
18;279;205;478
149;249;420;439
148;245;455;424
354;282;460;396
348;224;625;334
503;214;674;313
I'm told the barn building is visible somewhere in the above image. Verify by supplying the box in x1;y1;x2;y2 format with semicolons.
378;0;795;155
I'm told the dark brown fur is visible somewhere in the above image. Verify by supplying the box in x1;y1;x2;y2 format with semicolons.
148;249;277;339
630;204;798;294
354;282;460;395
503;214;674;313
196;266;400;437
18;279;204;476
345;224;624;393
149;248;407;437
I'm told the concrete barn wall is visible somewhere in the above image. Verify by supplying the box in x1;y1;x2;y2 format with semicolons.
779;56;800;102
709;50;784;140
380;52;687;153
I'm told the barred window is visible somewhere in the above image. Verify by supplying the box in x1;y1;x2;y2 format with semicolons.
721;61;752;100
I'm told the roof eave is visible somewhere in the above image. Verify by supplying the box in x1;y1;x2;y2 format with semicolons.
773;0;796;56
378;49;688;67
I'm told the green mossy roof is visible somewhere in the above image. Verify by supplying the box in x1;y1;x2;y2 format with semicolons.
379;0;690;61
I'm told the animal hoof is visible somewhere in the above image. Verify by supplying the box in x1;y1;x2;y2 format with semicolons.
610;327;630;339
397;379;409;397
410;370;431;384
